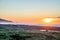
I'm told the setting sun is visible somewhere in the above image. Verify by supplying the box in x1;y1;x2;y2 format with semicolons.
43;18;53;23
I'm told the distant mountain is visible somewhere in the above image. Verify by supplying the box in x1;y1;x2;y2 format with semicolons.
0;24;60;31
0;18;12;22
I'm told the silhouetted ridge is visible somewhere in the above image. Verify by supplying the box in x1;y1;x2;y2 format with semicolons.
0;18;12;22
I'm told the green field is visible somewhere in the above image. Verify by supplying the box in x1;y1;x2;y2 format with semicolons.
0;29;60;40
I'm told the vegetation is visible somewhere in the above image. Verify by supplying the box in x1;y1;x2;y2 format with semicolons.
0;29;60;40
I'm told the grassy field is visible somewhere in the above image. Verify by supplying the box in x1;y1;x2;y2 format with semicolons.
0;29;60;40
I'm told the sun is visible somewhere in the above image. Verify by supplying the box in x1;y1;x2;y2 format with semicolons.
43;18;53;23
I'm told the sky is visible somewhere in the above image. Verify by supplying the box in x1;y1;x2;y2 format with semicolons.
0;0;60;24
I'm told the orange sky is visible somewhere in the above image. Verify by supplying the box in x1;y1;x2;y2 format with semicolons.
0;16;60;24
0;0;60;24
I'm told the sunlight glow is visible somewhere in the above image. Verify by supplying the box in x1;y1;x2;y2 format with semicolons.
43;18;53;23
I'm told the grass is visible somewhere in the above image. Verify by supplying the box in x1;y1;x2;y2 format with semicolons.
0;29;60;40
